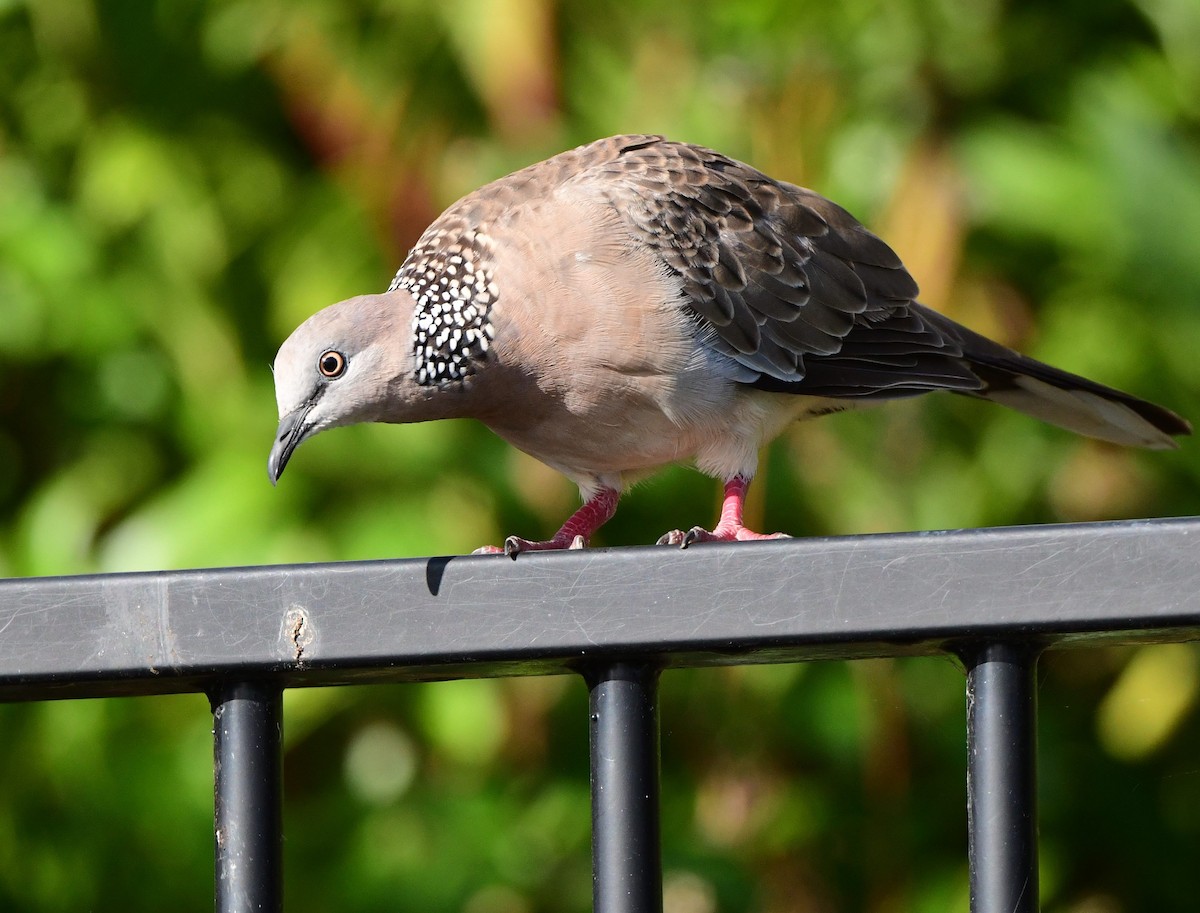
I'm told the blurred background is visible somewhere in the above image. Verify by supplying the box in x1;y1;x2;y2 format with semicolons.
2;0;1200;909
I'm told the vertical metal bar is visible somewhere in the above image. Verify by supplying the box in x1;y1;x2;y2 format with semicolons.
585;662;663;913
962;642;1041;913
211;682;283;913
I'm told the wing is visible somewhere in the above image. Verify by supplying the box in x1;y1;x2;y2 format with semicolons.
589;136;981;398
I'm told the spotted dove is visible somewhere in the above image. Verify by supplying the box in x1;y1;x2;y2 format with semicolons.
268;135;1190;555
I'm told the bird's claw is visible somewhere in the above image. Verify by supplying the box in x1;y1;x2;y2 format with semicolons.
656;526;716;548
472;534;589;558
657;526;792;548
657;528;696;548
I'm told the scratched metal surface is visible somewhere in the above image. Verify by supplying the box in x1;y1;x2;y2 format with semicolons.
0;517;1198;700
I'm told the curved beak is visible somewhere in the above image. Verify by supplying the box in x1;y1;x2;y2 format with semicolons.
267;403;313;485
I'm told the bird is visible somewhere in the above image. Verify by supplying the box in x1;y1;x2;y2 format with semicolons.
268;134;1190;556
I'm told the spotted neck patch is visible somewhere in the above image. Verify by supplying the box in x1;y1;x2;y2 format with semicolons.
388;225;498;387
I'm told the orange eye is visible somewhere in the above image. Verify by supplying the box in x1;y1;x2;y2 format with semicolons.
318;350;346;378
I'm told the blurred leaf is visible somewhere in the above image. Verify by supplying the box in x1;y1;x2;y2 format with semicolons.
1098;644;1199;760
2;0;1199;910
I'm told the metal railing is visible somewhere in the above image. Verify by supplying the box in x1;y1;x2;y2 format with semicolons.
2;516;1199;912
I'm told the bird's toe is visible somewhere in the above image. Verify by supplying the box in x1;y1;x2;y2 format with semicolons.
736;529;792;542
472;544;507;556
680;526;718;549
658;525;791;548
656;527;713;548
497;533;588;557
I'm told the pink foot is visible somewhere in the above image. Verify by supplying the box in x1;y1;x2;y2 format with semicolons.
472;488;619;559
656;475;791;549
473;534;587;557
657;526;790;548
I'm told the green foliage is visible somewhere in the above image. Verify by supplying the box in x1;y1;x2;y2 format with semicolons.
2;0;1199;910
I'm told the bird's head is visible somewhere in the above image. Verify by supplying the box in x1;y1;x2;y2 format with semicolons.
268;291;419;484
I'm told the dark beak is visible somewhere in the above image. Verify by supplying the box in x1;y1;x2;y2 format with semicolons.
268;404;312;485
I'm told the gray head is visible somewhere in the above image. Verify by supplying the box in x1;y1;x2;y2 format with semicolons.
268;292;416;484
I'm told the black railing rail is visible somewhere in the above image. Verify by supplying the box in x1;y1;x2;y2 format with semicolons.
3;516;1200;912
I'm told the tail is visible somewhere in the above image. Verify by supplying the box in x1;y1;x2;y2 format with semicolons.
919;306;1192;449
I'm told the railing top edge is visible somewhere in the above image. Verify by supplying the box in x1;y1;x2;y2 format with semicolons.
1;515;1198;702
5;513;1197;588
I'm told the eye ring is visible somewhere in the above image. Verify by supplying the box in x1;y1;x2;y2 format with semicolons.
318;350;347;378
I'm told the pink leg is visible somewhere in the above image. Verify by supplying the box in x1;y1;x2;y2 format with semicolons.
657;475;790;548
474;487;620;559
